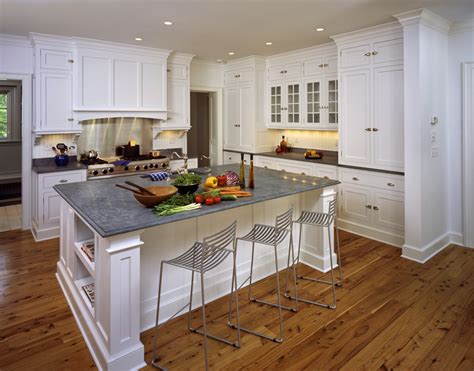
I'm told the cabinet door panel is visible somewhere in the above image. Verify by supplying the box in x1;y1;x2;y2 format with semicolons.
275;160;312;176
43;191;61;225
40;72;73;130
340;69;371;165
340;44;371;69
114;60;139;107
224;87;240;147
373;191;404;231
286;81;301;125
269;84;283;125
324;55;338;75
373;65;404;170
168;63;188;79
224;69;240;85
373;38;403;65
166;80;188;128
340;185;372;225
142;62;166;109
40;49;73;71
240;84;254;149
285;61;302;79
303;57;324;77
305;79;322;126
268;65;284;81
325;76;339;127
239;67;254;83
81;55;110;107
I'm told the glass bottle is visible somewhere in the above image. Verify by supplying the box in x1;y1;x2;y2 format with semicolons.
239;153;246;188
280;135;288;152
248;154;255;189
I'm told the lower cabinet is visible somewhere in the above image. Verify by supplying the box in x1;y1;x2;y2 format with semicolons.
338;167;404;246
170;158;198;171
223;151;250;165
32;169;87;241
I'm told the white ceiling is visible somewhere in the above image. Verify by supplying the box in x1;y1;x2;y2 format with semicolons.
0;0;472;62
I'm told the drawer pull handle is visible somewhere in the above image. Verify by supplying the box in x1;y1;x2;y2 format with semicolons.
364;52;371;56
68;118;74;121
323;176;329;179
366;204;372;209
59;179;68;183
373;206;379;211
67;59;74;63
372;51;378;56
365;128;372;131
264;166;268;169
352;177;359;181
387;182;395;187
301;172;306;175
372;128;379;132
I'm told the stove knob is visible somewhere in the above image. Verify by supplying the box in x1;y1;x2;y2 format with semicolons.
109;168;114;173
92;170;99;176
154;164;159;168
102;169;108;175
135;165;140;171
143;165;148;170
124;166;129;171
149;163;155;169
161;163;167;168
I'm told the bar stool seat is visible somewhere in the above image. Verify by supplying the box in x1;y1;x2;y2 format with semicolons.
239;224;289;246
295;210;333;226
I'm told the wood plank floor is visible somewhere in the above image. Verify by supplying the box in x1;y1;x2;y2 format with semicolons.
0;229;472;370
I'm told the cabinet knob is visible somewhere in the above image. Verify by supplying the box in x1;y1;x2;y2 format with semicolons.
366;204;372;209
352;177;359;181
318;64;324;68
387;182;395;187
167;69;171;72
301;172;306;175
373;206;379;211
364;52;371;56
59;179;68;183
372;51;378;56
67;59;74;63
324;63;329;67
264;166;268;169
372;128;379;132
365;128;372;131
67;118;74;121
323;176;330;179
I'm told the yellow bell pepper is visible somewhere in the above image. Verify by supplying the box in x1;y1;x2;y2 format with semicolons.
205;176;218;188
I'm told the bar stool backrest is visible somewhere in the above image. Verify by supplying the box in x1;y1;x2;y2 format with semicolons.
201;221;237;271
276;208;293;231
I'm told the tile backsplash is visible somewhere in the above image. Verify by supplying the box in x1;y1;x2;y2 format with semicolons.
276;130;339;151
33;134;79;158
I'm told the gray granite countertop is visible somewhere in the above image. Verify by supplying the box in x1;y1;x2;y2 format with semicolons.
32;157;87;173
54;164;339;238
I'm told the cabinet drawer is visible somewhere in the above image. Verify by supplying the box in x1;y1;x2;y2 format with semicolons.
223;151;240;164
255;156;276;170
313;165;338;180
167;63;188;79
303;57;324;77
275;160;312;176
40;49;73;71
340;43;371;69
225;67;253;85
372;38;403;65
341;168;404;192
268;65;285;81
42;171;85;190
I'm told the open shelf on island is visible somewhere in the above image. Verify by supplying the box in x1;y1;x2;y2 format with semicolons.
74;276;95;316
74;240;95;278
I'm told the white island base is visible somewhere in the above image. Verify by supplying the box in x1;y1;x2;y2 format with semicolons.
56;186;337;370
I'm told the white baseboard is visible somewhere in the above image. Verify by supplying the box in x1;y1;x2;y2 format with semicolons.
401;232;463;263
337;219;404;247
31;219;59;241
299;247;339;273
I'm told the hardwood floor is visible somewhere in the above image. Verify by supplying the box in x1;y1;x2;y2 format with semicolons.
0;229;472;370
0;204;21;232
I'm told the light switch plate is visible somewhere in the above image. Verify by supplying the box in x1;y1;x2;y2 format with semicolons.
431;130;437;144
431;146;439;158
430;116;439;125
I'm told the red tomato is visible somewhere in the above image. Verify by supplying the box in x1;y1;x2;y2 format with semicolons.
205;197;214;206
213;195;221;204
194;195;204;204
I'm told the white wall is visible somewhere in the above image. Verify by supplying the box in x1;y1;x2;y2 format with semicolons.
447;20;474;241
190;59;224;88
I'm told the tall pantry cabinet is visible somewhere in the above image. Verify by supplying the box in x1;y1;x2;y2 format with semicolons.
333;23;404;173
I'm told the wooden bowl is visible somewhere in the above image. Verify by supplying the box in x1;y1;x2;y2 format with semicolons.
133;186;178;208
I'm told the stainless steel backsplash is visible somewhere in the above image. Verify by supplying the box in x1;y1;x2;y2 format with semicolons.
77;118;154;157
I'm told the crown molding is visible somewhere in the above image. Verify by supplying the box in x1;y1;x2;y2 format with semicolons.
74;37;172;58
331;21;402;45
450;18;474;35
191;58;224;68
168;52;195;65
0;34;32;48
394;8;451;35
267;42;336;64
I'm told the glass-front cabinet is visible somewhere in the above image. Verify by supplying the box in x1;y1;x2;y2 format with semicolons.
268;82;302;127
269;85;282;125
327;78;339;126
287;82;300;125
306;80;321;125
303;75;338;130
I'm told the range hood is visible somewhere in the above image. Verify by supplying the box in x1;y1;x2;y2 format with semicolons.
73;109;167;122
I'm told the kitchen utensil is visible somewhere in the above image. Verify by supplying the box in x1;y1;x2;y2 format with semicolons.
56;143;68;153
54;154;69;167
87;150;99;160
174;183;200;195
124;181;156;196
133;186;178;208
116;144;140;159
116;184;143;194
150;150;161;158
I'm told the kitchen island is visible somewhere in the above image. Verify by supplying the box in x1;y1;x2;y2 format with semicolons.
54;165;339;370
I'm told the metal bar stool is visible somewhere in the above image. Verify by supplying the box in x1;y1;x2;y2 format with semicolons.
228;208;298;343
152;221;241;371
284;198;343;309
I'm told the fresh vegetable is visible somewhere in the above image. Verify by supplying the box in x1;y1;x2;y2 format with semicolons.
172;173;202;186
194;194;204;204
154;194;194;215
205;176;218;188
218;190;253;197
220;194;238;201
213;195;221;204
154;202;201;216
205;197;214;206
217;175;227;187
223;171;239;186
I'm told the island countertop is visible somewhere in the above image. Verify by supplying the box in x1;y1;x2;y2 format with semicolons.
54;164;339;238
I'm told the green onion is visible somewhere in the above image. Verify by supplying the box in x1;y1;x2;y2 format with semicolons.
154;202;202;216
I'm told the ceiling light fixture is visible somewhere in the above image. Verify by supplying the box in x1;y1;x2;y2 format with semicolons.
266;42;273;45
216;59;223;63
135;37;143;41
164;21;173;26
228;52;235;55
316;27;325;32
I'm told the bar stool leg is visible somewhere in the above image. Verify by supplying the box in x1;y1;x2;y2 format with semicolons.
273;243;284;343
284;230;299;311
327;226;337;309
152;262;166;370
248;241;256;301
232;245;241;347
200;270;209;370
187;270;195;331
335;225;343;287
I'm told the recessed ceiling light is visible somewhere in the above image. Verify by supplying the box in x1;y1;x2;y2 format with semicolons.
316;27;325;32
265;42;273;45
216;59;223;63
164;21;173;26
135;37;143;41
228;52;235;56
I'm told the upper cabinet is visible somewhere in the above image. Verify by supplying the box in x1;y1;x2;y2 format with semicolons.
333;23;404;172
266;45;338;130
74;39;171;121
224;56;275;153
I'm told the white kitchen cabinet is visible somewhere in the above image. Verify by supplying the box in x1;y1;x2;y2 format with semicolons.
268;62;302;81
303;54;338;76
334;24;404;172
40;48;73;71
224;56;274;153
167;63;188;80
164;79;189;129
340;184;373;224
304;74;339;130
372;190;405;231
32;169;87;241
40;72;75;131
223;151;250;165
170;158;198;171
275;159;313;176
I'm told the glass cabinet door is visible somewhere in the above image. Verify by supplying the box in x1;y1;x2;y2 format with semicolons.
327;79;338;125
287;83;300;124
306;81;321;125
270;85;282;124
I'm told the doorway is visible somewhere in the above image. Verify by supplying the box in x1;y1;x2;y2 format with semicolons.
0;80;22;232
188;92;211;167
463;62;474;248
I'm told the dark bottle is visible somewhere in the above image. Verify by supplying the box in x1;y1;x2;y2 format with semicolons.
248;154;255;189
280;135;288;152
239;153;246;188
